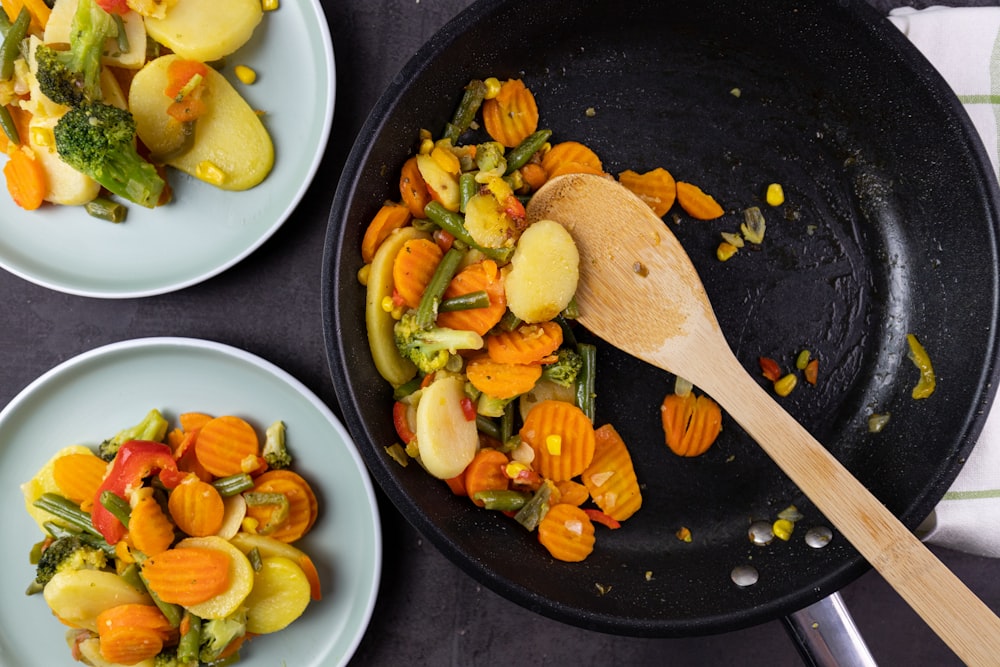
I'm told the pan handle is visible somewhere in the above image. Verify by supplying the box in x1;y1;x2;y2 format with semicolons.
782;592;878;667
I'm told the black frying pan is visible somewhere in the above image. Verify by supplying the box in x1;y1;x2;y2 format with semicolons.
321;0;1000;636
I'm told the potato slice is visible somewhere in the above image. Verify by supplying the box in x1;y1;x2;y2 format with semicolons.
21;445;96;531
415;375;479;479
143;0;262;62
243;557;311;634
129;54;274;191
43;570;152;632
44;0;148;69
504;219;579;322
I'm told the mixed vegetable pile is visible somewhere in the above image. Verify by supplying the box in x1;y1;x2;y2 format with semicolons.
361;75;941;563
22;408;320;666
0;0;274;221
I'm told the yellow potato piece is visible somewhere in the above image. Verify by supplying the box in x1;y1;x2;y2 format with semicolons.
129;54;274;191
143;0;262;63
44;0;148;69
175;536;254;619
43;570;152;632
504;219;580;323
243;556;311;634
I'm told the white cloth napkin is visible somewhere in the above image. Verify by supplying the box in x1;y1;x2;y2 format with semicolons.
890;6;1000;558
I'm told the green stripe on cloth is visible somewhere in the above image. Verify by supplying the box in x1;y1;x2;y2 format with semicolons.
941;488;1000;501
959;94;1000;104
991;25;1000;173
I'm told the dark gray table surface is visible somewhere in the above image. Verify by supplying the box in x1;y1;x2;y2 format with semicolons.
4;1;1000;665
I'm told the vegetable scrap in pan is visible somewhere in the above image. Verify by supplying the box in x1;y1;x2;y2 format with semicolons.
22;408;320;665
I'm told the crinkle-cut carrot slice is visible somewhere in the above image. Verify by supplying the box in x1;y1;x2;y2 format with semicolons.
435;261;506;335
245;470;318;542
392;237;443;309
466;354;542;400
141;546;231;606
194;415;261;477
52;452;108;506
168;477;225;537
520;162;547;191
676;181;725;220
519;399;596;482
179;411;213;433
361;201;413;263
399;155;432;218
98;626;165;665
660;391;723;457
96;603;176;644
582;424;642;521
4;144;46;211
618;167;677;218
485;320;563;365
481;78;539;148
129;488;175;556
554;479;590;507
538;503;595;562
541;141;603;178
463;448;509;507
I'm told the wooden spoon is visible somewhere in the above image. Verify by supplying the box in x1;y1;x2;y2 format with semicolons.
526;172;1000;665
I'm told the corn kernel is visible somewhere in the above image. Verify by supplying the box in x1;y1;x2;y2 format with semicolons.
505;461;528;479
773;519;794;541
195;160;226;185
30;126;53;147
234;65;257;85
484;77;502;99
261;0;279;10
773;373;798;397
545;434;562;455
716;241;738;262
381;296;395;313
766;182;784;206
795;349;811;370
357;264;371;286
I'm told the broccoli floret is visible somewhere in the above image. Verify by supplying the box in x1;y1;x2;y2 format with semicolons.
541;348;584;387
262;420;291;469
53;102;165;208
30;535;108;592
33;0;120;107
200;608;247;663
98;408;169;461
394;312;484;375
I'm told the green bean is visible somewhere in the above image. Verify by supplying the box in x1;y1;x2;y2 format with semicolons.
414;246;463;329
0;100;15;145
500;400;515;444
475;414;500;441
473;489;530;512
247;546;264;572
84;197;127;223
440;290;489;312
504;129;552;174
553;314;578;348
498;310;522;332
212;472;255;497
0;9;11;36
112;14;129;54
424;201;514;263
392;376;422;401
177;611;202;662
42;521;116;556
575;342;597;421
33;493;102;537
458;171;477;213
1;8;29;81
513;482;553;531
443;79;487;144
100;490;132;527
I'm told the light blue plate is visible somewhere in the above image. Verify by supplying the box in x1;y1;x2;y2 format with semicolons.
0;1;335;298
0;338;381;667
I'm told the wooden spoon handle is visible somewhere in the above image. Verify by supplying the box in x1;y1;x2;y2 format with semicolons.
702;352;1000;665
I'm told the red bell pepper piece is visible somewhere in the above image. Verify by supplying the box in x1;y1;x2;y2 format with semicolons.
96;0;130;15
91;440;179;544
584;508;621;530
392;401;417;445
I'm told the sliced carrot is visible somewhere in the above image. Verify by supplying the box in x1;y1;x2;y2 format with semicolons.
361;201;413;263
805;358;819;385
618;168;677;217
168;477;225;537
463;448;509;507
660;391;723;457
141;546;231;606
435;260;507;335
52;453;108;506
179;412;214;433
520;161;548;191
391;237;443;309
676;181;725;220
485;321;563;365
128;488;175;556
519;399;596;482
21;0;49;30
96;603;176;643
481;79;539;147
465;353;542;400
194;415;261;478
166;427;186;452
538;503;595;562
444;473;467;496
98;627;165;665
4;145;46;210
554;479;589;507
245;470;318;542
541;141;603;179
399;155;432;218
582;424;642;521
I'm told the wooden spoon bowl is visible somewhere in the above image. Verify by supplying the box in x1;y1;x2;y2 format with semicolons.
526;172;1000;665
